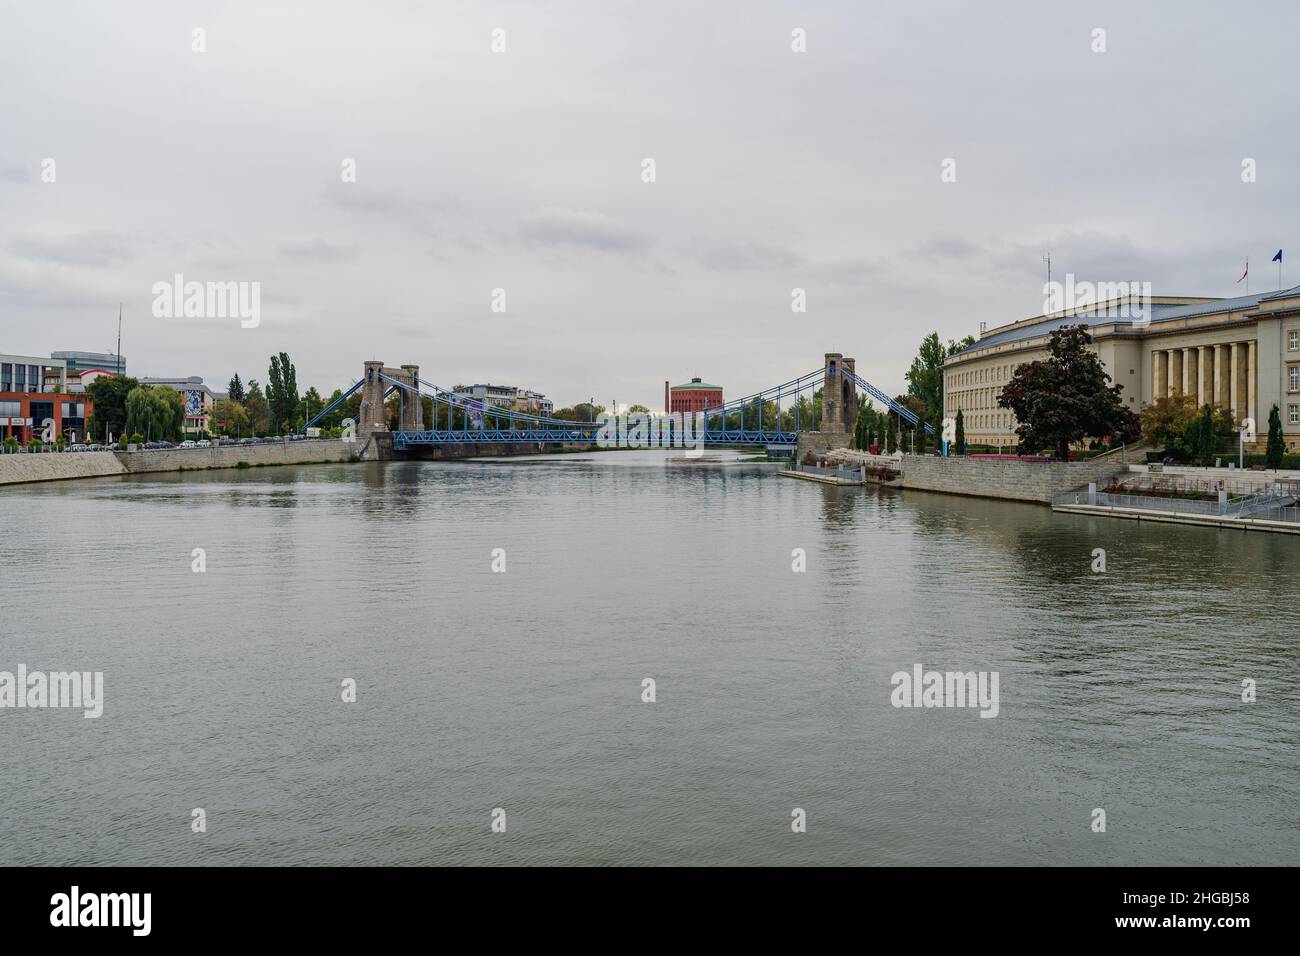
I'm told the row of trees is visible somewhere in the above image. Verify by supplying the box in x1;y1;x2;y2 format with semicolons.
86;375;185;443
1139;395;1234;465
210;354;324;437
1140;392;1288;468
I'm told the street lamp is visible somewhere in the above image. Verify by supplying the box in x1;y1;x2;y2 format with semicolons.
1239;417;1256;469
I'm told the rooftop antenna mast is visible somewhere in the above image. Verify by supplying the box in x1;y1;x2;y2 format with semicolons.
116;303;123;375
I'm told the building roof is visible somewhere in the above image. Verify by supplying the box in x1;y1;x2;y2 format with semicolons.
2;353;65;366
140;376;213;394
951;285;1300;358
52;350;126;365
671;380;722;390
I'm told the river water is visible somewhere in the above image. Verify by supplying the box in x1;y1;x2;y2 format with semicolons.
1;450;1296;865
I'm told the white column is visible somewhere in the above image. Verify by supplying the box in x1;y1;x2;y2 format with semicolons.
1197;345;1210;407
1182;347;1193;396
1230;342;1241;420
1211;343;1222;408
1168;349;1181;396
1152;351;1166;401
1247;340;1257;429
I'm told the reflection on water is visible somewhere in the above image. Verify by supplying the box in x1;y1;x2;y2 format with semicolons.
1;449;1295;866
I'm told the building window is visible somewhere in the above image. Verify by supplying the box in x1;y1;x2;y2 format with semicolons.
1291;405;1299;424
1290;365;1299;392
1290;330;1299;350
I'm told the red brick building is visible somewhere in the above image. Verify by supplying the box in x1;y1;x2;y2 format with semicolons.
665;377;723;414
1;353;94;443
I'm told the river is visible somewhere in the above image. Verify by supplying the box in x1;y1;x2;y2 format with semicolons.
1;449;1295;865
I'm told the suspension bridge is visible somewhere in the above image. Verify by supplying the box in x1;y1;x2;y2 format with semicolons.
303;352;934;458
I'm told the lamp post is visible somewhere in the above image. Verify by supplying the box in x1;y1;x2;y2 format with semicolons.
1236;417;1256;470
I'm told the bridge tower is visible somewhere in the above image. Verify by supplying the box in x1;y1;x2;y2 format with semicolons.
821;353;857;434
359;360;387;441
399;364;423;430
357;360;423;458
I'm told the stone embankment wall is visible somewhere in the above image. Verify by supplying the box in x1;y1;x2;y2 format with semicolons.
0;452;128;486
0;440;356;486
117;439;356;475
899;455;1128;504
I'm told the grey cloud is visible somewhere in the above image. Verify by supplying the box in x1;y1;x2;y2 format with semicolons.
684;237;803;272
911;235;983;260
519;207;651;253
811;257;891;285
0;157;28;183
6;231;133;267
277;239;360;261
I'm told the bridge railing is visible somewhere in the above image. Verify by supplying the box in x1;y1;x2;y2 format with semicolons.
840;368;935;436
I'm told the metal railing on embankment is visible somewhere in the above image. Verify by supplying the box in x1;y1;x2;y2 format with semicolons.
790;462;865;481
1052;486;1300;522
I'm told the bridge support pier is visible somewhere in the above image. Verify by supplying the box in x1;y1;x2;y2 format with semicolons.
400;365;423;431
797;352;858;461
358;359;423;458
821;353;857;434
359;360;388;443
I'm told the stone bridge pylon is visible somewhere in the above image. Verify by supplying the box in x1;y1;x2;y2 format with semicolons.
356;360;423;456
821;353;858;436
794;352;858;460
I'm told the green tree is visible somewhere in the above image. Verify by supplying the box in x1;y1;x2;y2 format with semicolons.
227;373;246;404
266;352;299;434
124;386;183;442
947;335;977;355
851;396;870;449
628;403;650;414
954;408;966;455
244;379;271;435
299;386;323;430
998;325;1138;460
85;374;140;442
1140;394;1199;459
906;332;946;435
1266;404;1285;469
211;398;250;437
319;388;345;429
1196;403;1216;467
553;403;605;422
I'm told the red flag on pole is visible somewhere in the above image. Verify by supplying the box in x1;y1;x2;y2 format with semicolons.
1237;260;1249;283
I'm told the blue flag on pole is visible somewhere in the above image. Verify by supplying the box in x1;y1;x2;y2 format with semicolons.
1273;249;1283;262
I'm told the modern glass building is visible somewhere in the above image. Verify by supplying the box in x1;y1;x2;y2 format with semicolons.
51;350;126;376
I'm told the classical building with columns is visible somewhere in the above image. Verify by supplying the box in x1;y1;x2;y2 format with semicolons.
944;285;1300;452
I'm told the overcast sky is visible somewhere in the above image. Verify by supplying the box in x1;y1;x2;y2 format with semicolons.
2;0;1297;407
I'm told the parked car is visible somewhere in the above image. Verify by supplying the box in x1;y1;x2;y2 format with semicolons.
197;439;211;448
180;440;197;448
